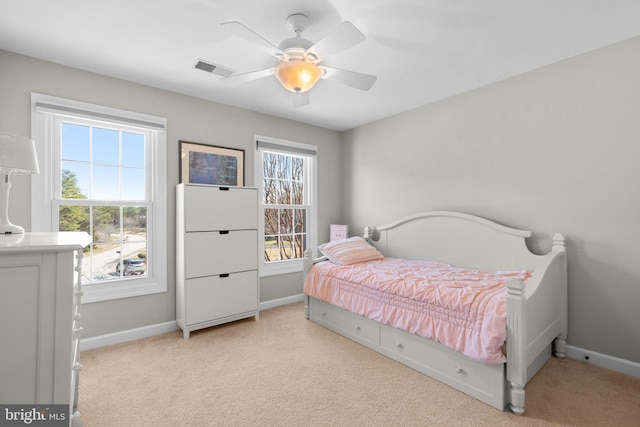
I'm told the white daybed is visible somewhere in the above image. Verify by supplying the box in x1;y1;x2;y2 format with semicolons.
303;211;567;415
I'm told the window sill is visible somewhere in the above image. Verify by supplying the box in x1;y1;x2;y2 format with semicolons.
259;259;303;277
81;279;166;304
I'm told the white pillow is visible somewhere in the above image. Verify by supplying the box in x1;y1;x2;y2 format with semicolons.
318;236;384;265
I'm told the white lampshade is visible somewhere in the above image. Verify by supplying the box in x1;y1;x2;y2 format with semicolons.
0;134;40;174
0;134;40;234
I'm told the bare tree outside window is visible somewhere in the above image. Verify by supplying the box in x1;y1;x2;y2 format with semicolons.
263;152;307;262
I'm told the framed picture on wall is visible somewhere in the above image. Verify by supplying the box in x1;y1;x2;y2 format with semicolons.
179;140;244;186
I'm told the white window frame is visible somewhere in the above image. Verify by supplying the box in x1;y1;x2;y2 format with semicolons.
31;93;167;303
255;135;317;277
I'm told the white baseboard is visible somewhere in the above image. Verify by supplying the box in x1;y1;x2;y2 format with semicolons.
259;293;304;311
566;345;640;378
80;321;179;352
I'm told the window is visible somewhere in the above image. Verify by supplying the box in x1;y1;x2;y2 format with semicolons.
31;94;167;303
255;135;317;276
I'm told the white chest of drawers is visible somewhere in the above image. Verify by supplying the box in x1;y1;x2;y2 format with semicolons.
176;184;259;339
0;232;91;426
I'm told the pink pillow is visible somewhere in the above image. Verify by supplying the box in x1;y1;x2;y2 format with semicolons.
319;236;384;265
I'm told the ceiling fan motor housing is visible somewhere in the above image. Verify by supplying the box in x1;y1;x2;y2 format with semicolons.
286;13;309;33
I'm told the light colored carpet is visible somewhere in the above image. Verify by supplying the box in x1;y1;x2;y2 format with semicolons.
79;303;640;426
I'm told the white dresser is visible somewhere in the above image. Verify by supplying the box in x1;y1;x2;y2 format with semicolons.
0;232;91;426
176;183;259;339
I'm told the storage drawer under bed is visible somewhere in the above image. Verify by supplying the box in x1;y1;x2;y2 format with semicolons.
379;324;506;409
306;296;507;410
309;298;379;347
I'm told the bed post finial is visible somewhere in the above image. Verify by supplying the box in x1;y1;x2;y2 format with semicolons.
552;233;566;252
363;226;372;242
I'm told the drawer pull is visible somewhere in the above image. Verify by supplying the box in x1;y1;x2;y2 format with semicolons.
74;326;84;334
354;325;361;331
219;187;230;191
321;312;327;317
396;342;404;350
220;273;230;278
73;363;83;372
74;290;84;297
455;367;465;374
219;230;230;235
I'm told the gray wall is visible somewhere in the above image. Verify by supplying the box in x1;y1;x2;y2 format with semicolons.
0;50;343;339
342;36;640;363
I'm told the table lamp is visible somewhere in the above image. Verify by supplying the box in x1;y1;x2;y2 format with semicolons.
0;134;40;234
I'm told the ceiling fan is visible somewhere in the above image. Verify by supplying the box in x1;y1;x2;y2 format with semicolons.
220;13;377;107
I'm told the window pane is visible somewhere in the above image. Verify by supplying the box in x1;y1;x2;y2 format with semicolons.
93;206;121;243
123;132;145;167
264;208;278;235
294;234;305;259
93;165;120;200
277;179;290;204
263;152;277;179
61;123;90;162
93;127;119;165
292;157;303;181
117;243;147;278
280;234;294;259
292;182;304;205
277;154;291;179
123;206;147;239
264;236;278;262
294;209;306;233
61;165;89;200
90;243;119;281
58;205;90;233
263;178;276;204
122;167;145;200
280;209;293;234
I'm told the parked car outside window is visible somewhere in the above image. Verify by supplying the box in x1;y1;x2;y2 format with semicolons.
116;258;146;276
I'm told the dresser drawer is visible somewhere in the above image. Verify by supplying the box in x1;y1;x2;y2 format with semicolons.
185;271;258;325
379;325;505;406
185;230;257;278
309;298;379;346
184;185;257;232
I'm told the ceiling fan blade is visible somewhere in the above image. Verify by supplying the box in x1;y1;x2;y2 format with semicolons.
292;91;310;108
306;21;365;62
221;21;287;59
222;67;275;84
320;66;377;91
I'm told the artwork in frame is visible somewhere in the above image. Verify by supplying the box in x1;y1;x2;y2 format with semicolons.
179;141;244;186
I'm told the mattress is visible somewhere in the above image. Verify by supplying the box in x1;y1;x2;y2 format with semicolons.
304;258;531;364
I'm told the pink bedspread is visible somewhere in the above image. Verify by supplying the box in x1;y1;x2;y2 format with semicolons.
304;258;531;364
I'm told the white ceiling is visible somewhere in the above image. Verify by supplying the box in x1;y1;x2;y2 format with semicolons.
2;0;640;131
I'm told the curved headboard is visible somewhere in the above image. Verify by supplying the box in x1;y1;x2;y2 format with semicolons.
368;211;542;271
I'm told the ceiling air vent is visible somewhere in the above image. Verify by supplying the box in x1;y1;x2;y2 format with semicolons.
195;59;234;78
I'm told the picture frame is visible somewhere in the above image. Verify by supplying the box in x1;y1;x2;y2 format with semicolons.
179;140;244;186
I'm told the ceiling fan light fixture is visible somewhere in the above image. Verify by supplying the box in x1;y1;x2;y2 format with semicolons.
274;60;322;93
